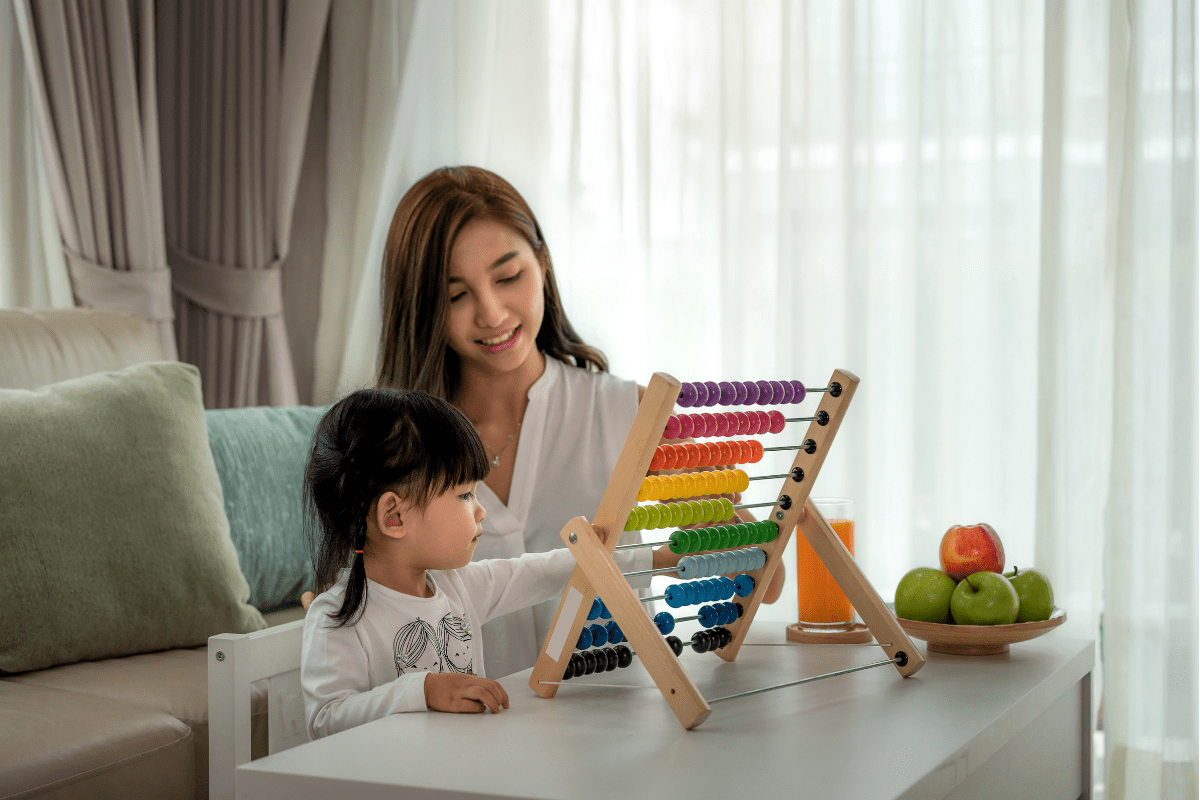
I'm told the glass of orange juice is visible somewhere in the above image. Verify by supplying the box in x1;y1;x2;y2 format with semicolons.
796;498;856;628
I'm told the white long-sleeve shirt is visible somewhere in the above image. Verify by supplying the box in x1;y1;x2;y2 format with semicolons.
302;546;640;739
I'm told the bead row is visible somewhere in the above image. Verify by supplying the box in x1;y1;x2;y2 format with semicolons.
676;547;766;580
664;410;785;440
668;520;778;554
638;469;749;502
678;380;806;408
561;627;735;680
653;601;743;634
576;621;624;650
649;440;764;472
623;498;737;531
665;574;755;607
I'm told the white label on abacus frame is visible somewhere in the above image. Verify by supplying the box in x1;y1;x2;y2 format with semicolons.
547;586;585;660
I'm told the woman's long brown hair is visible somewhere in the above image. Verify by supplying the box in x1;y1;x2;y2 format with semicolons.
378;166;607;400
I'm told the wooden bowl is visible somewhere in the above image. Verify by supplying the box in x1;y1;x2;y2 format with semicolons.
892;607;1067;655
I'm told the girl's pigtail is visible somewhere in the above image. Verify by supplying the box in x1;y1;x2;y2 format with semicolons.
332;509;371;627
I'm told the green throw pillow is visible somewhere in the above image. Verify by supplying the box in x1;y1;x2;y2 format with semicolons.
0;362;266;674
205;405;324;611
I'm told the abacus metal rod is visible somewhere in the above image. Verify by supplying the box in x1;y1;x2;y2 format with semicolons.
733;500;778;510
747;472;796;480
706;655;904;704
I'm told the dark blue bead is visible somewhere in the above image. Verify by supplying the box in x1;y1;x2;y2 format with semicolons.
599;600;612;620
590;623;608;648
587;598;602;620
719;576;736;600
665;585;683;608
734;574;755;597
698;605;718;628
576;627;593;650
654;611;675;635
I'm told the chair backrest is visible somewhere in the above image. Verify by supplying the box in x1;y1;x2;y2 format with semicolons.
208;620;309;800
0;308;165;389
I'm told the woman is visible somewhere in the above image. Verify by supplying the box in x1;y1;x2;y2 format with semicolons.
376;166;780;678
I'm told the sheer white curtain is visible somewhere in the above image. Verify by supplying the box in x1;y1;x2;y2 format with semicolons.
317;2;1196;796
0;0;69;308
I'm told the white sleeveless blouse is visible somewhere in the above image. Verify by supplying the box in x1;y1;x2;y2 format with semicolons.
474;356;651;678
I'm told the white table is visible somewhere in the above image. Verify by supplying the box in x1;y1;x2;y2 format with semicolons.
237;630;1094;800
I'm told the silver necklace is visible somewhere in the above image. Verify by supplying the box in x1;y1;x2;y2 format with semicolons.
485;421;521;467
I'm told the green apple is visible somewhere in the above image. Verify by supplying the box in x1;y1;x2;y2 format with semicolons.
950;571;1020;625
1004;566;1055;623
894;567;957;624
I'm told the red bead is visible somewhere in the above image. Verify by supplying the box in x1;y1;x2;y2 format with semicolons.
755;410;771;435
714;414;730;438
735;411;752;436
697;412;715;439
678;414;695;439
768;410;786;434
664;415;681;440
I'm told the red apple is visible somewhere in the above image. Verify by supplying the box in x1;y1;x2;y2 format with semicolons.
939;523;1005;581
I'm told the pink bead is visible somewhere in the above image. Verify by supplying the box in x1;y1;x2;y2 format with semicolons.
768;410;786;434
678;414;695;439
754;410;771;434
714;413;730;438
735;411;752;436
664;415;681;440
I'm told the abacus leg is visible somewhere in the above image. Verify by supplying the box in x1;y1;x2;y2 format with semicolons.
795;500;925;677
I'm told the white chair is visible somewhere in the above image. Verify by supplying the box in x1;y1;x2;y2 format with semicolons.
208;620;309;800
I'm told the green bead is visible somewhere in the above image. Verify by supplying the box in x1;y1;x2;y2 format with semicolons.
682;529;699;552
669;503;686;528
737;523;753;546
624;511;637;531
762;520;779;542
641;504;659;529
669;530;689;554
701;528;717;550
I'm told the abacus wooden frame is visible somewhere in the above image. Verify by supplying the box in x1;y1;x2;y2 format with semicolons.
528;370;924;730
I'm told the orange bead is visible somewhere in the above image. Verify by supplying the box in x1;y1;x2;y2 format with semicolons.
650;446;667;472
717;440;734;465
733;440;751;463
748;439;764;463
683;443;702;469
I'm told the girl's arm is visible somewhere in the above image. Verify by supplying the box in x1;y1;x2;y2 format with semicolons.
301;595;430;738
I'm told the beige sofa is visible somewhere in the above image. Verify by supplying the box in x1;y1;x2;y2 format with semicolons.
0;309;306;800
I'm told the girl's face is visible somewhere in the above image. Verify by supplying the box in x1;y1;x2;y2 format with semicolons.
404;482;487;570
445;218;545;383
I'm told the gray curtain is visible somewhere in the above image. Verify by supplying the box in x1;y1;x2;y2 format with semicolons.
157;0;329;408
12;0;177;359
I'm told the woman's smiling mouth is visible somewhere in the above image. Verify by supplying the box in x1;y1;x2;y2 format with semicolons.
478;326;520;353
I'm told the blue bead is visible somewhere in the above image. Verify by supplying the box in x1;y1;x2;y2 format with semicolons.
720;603;736;625
576;627;593;649
665;584;683;608
683;581;698;606
654;611;676;635
734;574;755;597
719;576;736;600
698;605;718;628
599;600;612;620
605;621;623;644
587;598;602;620
590;623;608;648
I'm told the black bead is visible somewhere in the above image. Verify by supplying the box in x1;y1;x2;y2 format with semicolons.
604;647;619;671
563;657;575;680
571;653;586;677
666;635;684;656
615;644;634;668
691;631;711;653
717;627;733;648
735;602;744;618
583;650;598;675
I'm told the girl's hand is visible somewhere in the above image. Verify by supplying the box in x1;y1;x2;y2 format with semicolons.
424;673;510;714
301;591;315;611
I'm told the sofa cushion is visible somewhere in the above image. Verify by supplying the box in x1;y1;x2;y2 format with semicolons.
0;681;194;800
0;362;266;674
205;406;325;611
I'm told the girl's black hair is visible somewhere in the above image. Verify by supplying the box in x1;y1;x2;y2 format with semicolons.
305;388;490;627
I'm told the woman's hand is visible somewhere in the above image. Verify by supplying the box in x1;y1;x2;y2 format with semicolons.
301;591;315;612
424;673;510;714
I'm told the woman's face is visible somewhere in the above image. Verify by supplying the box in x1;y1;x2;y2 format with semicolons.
445;217;545;382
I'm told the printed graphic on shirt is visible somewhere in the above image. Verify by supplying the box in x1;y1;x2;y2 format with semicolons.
393;614;474;676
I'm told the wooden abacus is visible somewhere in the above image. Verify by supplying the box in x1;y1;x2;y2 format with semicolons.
528;370;924;729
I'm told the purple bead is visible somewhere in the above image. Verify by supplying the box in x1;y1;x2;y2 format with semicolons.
742;380;760;405
790;380;806;403
733;381;748;405
692;381;709;407
755;380;773;405
678;383;697;407
779;381;795;404
704;380;721;407
768;380;785;404
718;381;737;405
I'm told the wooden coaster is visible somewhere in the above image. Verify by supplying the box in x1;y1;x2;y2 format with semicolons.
785;622;873;644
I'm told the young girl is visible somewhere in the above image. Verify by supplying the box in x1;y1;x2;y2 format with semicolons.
301;387;679;738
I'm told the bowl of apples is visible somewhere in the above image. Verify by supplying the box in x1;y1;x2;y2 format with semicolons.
890;523;1066;656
